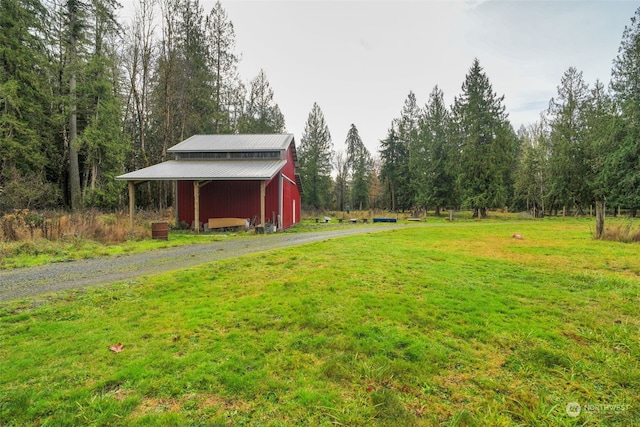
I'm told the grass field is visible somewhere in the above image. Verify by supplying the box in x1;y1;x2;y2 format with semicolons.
1;218;639;426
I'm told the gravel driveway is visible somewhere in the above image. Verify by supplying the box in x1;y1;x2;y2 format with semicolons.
0;225;402;302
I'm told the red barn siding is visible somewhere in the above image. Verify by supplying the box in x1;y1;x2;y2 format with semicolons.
176;143;301;230
265;176;279;226
282;178;300;228
178;180;262;227
279;145;301;229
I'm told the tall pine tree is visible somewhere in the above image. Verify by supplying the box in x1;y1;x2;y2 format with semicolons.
413;86;456;215
238;69;285;134
379;122;404;212
451;59;515;218
298;103;333;209
77;0;127;208
547;67;591;214
396;92;419;211
610;7;640;216
0;0;60;209
345;124;371;210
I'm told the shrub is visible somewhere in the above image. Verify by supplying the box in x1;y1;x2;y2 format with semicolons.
599;222;640;243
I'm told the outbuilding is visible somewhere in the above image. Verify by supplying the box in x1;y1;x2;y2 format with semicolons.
117;134;302;231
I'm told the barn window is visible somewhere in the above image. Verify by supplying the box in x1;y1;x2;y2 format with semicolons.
229;151;281;159
175;151;281;160
175;152;229;160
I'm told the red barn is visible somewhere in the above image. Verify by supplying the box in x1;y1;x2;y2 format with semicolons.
117;134;302;231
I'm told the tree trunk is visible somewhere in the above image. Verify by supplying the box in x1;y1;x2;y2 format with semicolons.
389;183;396;213
595;199;605;239
69;71;81;210
66;2;82;211
435;206;441;216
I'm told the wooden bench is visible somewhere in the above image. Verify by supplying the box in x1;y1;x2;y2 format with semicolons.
208;218;248;230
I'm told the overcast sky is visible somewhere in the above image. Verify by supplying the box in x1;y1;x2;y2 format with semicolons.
211;0;637;154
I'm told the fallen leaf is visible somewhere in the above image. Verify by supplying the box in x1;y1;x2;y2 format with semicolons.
109;342;124;353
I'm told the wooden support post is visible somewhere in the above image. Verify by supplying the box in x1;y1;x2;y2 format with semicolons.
128;181;135;229
595;199;605;239
193;180;200;234
173;181;179;223
260;180;266;227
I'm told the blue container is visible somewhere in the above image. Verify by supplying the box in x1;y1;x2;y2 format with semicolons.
373;218;397;223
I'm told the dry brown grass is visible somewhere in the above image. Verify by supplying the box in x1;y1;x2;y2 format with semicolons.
0;209;156;244
599;222;640;243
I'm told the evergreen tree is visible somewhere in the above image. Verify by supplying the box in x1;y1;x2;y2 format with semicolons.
514;120;550;217
298;103;333;209
239;69;285;134
379;122;405;212
345;124;371;210
396;91;419;211
413;86;456;215
583;81;616;235
451;59;515;218
47;0;124;209
547;67;591;214
0;0;61;209
174;0;215;138
61;0;89;210
610;7;640;216
76;0;127;208
583;81;615;199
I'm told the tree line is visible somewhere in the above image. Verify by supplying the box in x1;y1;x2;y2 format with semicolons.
1;0;284;212
298;9;640;220
2;0;639;222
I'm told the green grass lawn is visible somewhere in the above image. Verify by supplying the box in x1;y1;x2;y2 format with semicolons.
1;219;639;426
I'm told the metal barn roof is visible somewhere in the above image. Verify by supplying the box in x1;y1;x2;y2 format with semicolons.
116;160;287;181
168;134;295;153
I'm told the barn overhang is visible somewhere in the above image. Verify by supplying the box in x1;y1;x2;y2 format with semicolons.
116;160;288;232
116;159;287;181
